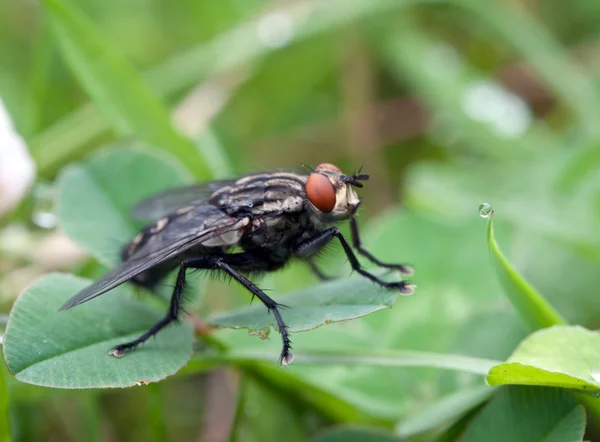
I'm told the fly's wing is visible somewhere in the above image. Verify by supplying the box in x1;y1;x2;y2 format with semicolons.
59;205;248;311
131;180;235;221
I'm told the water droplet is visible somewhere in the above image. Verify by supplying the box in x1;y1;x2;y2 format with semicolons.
591;369;600;383
479;202;493;218
32;181;57;229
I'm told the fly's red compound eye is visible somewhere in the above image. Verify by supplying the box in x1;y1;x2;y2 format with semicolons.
315;163;342;174
306;173;336;213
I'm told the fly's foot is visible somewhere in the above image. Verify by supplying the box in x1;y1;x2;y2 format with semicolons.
383;280;416;296
108;342;139;358
280;350;294;366
397;281;416;296
279;335;294;366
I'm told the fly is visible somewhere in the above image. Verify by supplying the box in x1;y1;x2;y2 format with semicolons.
59;163;415;365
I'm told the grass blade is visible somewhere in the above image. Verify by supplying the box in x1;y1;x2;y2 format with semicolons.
486;211;566;329
188;349;501;376
0;360;11;442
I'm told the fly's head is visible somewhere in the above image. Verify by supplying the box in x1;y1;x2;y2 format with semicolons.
304;163;369;223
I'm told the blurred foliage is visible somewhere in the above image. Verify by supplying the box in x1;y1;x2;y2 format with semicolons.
2;0;600;441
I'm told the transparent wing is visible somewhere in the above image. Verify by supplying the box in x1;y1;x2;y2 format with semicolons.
60;205;247;310
131;180;234;221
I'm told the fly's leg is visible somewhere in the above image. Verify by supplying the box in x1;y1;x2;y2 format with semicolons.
214;259;293;366
307;259;332;281
110;253;293;366
108;259;191;357
349;217;413;276
294;228;415;295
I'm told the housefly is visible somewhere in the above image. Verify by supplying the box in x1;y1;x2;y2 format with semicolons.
60;163;415;365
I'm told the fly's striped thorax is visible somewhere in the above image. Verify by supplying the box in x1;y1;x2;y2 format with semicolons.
209;172;308;215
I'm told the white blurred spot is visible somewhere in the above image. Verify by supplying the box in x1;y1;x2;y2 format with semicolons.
461;80;532;139
0;98;36;216
591;369;600;383
256;11;294;48
422;44;461;81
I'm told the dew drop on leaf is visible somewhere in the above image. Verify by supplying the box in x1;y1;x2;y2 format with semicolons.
478;202;493;218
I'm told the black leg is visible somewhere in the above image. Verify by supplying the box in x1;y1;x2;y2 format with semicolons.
350;216;413;275
216;260;293;366
295;228;415;295
109;261;189;357
110;253;293;365
307;259;333;281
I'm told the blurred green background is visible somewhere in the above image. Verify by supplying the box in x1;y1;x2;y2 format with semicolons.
2;0;600;441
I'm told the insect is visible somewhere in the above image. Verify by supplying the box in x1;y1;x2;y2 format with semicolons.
59;163;414;365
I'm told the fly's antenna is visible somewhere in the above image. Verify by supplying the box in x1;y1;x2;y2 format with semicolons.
342;166;369;188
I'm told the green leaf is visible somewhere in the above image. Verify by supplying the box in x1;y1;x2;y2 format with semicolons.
56;146;191;267
207;271;408;336
42;0;211;178
487;325;600;392
2;273;193;389
460;386;586;442
313;427;404;442
395;385;496;438
487;211;566;329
